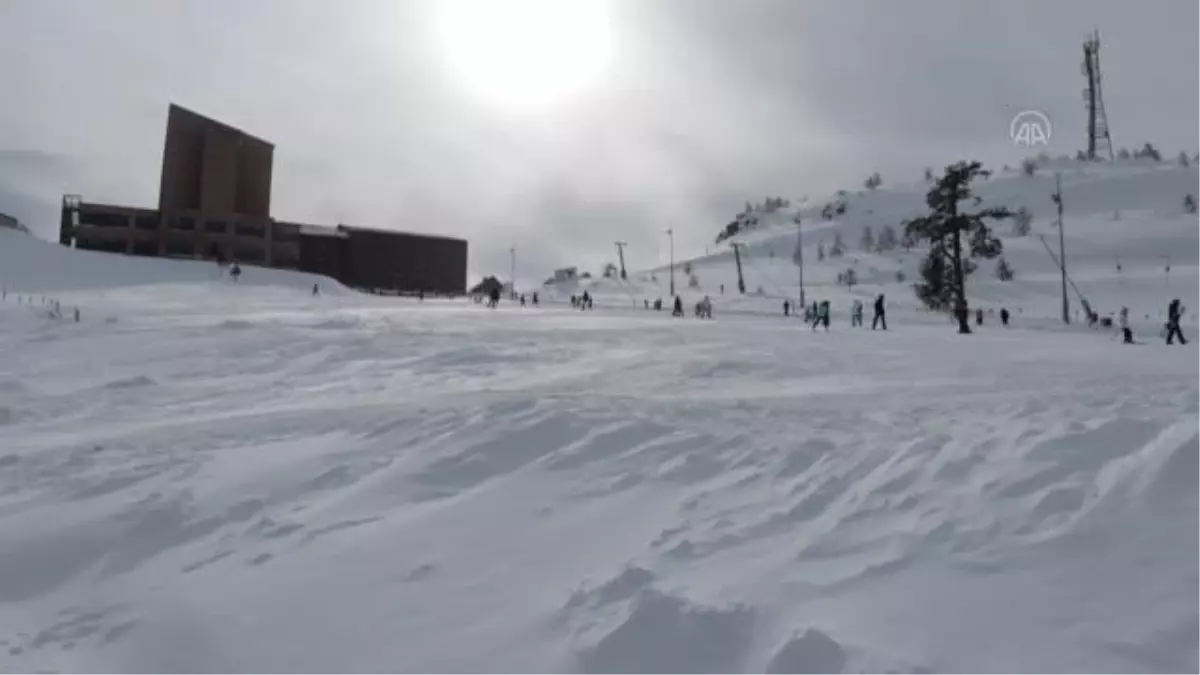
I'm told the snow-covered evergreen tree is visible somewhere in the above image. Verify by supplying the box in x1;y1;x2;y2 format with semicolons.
877;225;898;251
1011;206;1033;236
995;256;1015;281
859;226;875;252
830;232;845;258
904;161;1012;333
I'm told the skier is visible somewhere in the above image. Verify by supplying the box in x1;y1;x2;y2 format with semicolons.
312;283;320;296
811;300;830;331
783;300;790;317
520;294;527;307
1119;306;1133;344
851;299;864;327
672;295;684;317
229;262;242;283
1166;298;1187;345
532;292;539;306
1000;308;1010;326
872;294;887;330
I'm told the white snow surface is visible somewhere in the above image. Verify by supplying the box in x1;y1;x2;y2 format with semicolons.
0;161;1196;673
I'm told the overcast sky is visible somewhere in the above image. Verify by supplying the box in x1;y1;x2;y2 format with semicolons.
0;0;1195;283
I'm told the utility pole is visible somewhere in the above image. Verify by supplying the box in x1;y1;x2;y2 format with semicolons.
614;241;628;280
1052;173;1068;324
664;228;675;297
510;246;516;300
793;214;805;310
730;242;747;295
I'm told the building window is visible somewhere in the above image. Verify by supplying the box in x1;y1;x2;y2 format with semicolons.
165;240;194;258
235;222;265;238
233;246;264;263
175;216;195;231
81;211;129;228
135;215;159;230
131;241;158;257
205;220;227;234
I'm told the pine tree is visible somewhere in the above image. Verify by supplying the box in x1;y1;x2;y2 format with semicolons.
903;161;1012;333
859;225;875;252
995;256;1015;281
877;224;898;251
1011;206;1033;236
1117;148;1131;160
830;232;845;258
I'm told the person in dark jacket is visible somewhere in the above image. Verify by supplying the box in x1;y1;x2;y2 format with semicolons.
1166;299;1187;345
672;295;684;317
872;294;887;330
783;300;790;317
1000;308;1010;326
975;308;984;326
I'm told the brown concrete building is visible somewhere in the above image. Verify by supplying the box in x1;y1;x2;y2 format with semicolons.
60;104;467;295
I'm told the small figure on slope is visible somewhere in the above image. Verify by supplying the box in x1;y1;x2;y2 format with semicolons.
1119;306;1133;344
1166;299;1187;345
872;294;887;330
811;300;830;332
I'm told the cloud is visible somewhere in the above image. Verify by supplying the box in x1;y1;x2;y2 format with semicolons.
0;0;1194;283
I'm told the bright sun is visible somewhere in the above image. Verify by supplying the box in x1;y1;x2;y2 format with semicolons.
432;0;614;112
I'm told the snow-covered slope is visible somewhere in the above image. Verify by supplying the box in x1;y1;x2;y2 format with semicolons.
0;228;348;295
549;160;1198;335
0;163;1196;672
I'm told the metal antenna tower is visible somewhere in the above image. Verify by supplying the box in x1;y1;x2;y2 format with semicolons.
1083;30;1114;161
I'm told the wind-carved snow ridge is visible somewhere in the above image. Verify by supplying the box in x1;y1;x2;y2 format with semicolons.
0;162;1196;672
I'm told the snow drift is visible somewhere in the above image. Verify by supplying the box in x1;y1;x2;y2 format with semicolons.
0;160;1196;673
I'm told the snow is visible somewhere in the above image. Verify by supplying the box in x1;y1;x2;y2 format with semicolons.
0;160;1196;672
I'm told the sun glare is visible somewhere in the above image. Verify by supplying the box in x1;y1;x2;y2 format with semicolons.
432;0;614;112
